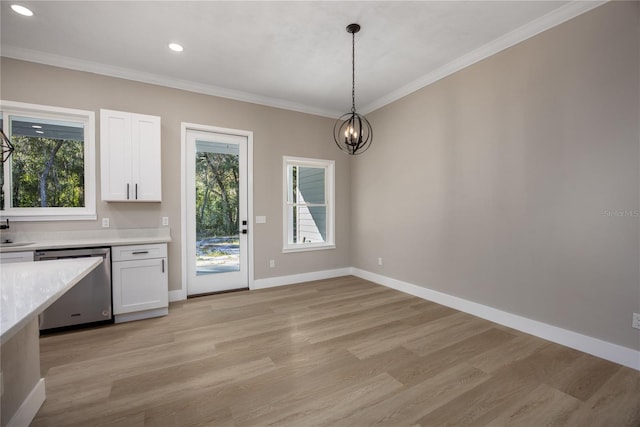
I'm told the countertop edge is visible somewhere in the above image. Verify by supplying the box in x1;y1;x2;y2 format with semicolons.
0;236;172;253
0;257;103;344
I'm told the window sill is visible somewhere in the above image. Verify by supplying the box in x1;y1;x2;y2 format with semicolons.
282;244;336;254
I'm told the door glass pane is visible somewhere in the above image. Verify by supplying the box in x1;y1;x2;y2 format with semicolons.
195;140;240;275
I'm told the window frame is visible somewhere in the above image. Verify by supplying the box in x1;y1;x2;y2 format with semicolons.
0;100;96;221
282;156;335;253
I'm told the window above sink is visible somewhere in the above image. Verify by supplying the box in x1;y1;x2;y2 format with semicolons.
1;101;96;221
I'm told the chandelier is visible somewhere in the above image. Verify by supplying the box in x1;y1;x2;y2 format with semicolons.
1;129;14;163
333;23;373;155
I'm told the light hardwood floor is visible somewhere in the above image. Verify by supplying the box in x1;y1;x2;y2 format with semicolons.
32;276;640;426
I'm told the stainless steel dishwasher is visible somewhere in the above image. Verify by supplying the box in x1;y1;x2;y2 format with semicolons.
34;247;113;332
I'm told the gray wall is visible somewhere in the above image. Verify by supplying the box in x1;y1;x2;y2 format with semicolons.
1;1;638;352
0;58;351;290
352;1;640;350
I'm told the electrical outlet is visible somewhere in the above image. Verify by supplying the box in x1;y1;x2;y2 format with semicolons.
633;313;640;330
378;257;383;266
269;259;275;268
102;218;109;228
162;217;169;226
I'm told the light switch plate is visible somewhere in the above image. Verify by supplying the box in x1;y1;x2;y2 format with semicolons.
256;216;267;224
162;217;169;226
102;218;110;228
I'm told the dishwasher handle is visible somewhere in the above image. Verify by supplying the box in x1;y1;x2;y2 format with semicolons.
34;248;110;261
36;254;93;261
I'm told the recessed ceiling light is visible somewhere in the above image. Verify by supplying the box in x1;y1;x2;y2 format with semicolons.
31;125;42;129
35;130;44;134
11;4;34;17
168;43;184;52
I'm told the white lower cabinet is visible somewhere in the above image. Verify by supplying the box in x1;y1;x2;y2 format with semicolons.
111;243;168;323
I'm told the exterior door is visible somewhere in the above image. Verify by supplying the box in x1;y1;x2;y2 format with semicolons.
185;128;248;295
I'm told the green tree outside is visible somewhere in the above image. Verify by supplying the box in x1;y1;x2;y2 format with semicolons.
8;135;84;208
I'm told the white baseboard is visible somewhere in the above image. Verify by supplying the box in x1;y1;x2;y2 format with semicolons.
351;268;640;372
252;267;352;290
114;307;168;323
7;378;45;427
165;265;639;371
169;289;186;302
168;268;351;300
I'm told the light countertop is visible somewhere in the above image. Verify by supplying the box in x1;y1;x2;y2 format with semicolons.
0;227;171;253
0;257;102;344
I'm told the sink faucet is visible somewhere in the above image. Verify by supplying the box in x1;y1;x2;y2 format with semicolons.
0;219;9;230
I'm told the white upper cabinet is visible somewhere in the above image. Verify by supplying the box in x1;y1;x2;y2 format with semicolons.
100;109;162;202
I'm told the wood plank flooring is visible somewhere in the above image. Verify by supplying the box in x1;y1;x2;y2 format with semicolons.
32;276;640;426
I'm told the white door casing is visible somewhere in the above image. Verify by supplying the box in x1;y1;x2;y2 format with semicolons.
181;123;253;297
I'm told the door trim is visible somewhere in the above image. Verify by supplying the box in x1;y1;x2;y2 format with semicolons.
179;122;254;300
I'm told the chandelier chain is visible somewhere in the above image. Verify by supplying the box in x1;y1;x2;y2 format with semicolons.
351;30;356;113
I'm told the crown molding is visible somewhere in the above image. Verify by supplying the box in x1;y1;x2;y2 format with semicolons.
0;46;340;119
360;0;607;115
1;1;606;119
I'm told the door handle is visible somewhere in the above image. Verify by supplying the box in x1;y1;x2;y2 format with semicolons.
242;229;248;234
135;183;138;200
127;183;130;200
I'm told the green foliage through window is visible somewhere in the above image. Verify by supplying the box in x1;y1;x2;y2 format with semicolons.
2;114;85;209
195;150;239;238
10;135;85;208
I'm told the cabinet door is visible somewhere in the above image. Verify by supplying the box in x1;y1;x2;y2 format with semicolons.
131;114;162;201
100;110;133;201
112;258;168;314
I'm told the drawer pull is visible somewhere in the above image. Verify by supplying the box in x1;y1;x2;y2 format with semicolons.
132;251;149;255
162;259;165;273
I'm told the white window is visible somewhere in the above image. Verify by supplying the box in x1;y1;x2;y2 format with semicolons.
1;101;96;221
283;156;335;252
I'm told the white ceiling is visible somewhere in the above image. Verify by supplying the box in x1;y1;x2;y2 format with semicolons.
1;1;603;118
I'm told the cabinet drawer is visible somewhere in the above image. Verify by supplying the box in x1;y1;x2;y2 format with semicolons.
112;243;167;261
